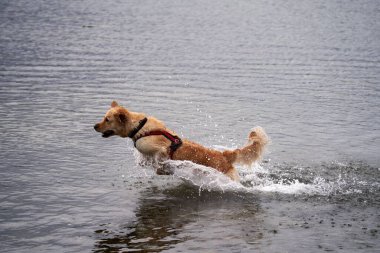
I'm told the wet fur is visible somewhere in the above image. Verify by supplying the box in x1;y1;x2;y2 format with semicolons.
94;101;269;181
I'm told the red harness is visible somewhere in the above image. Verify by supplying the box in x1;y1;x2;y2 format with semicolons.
133;130;183;159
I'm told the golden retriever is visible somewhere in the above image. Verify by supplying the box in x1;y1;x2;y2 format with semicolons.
94;101;268;181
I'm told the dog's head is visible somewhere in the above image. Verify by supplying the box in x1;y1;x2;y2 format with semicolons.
94;101;131;138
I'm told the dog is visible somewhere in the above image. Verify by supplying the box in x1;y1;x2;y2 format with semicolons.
94;101;269;181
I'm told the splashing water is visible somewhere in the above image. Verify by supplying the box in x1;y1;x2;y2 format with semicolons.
163;160;334;196
133;149;379;199
163;160;246;193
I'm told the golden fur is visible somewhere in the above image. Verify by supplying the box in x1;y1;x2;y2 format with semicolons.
94;101;269;181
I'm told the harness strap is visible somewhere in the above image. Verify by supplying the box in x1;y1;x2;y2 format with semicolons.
134;130;183;159
128;118;148;138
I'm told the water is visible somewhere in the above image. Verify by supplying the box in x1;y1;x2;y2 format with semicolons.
0;0;379;252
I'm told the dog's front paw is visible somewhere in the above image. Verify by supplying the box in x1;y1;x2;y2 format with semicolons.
156;163;174;175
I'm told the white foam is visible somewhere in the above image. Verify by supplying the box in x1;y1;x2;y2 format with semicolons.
132;150;366;196
253;180;316;194
163;160;246;193
239;164;335;195
143;158;329;195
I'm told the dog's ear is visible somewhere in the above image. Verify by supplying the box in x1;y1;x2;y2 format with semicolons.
111;101;119;108
117;112;127;124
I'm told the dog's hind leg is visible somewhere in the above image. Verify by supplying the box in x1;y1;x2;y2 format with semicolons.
225;168;240;182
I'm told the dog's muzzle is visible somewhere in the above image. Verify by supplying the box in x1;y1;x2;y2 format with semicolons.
102;130;115;138
94;124;115;138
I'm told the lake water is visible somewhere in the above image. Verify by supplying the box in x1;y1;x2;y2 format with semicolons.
0;0;379;252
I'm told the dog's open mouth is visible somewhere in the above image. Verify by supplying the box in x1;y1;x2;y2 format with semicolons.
102;130;115;138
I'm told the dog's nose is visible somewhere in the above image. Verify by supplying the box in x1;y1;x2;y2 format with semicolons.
94;124;100;130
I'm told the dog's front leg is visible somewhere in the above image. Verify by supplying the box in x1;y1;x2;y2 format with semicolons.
153;152;174;175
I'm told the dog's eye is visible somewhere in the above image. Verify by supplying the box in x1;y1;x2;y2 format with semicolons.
105;117;110;123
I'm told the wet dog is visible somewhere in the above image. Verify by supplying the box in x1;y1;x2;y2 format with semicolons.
94;101;268;181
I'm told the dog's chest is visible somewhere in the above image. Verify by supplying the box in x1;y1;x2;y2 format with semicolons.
135;136;168;156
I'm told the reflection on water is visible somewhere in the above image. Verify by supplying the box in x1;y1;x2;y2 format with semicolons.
93;185;261;252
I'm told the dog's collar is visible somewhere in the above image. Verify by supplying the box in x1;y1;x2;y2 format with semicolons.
128;117;148;138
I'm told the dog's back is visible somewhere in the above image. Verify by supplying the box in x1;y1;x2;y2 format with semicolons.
173;140;234;173
171;126;268;181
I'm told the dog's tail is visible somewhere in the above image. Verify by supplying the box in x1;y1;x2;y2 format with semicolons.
223;126;269;166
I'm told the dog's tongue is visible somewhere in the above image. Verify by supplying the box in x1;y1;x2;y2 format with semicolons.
102;130;114;138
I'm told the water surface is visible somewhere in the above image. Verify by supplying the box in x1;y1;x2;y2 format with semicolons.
0;0;379;252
